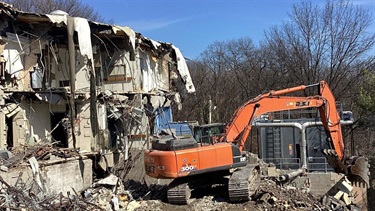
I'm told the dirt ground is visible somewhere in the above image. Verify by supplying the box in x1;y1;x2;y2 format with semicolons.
117;151;366;211
130;179;325;211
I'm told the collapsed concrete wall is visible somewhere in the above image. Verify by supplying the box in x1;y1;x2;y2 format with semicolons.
0;158;92;196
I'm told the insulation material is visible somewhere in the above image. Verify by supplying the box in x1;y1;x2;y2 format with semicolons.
74;17;96;91
47;15;95;76
28;156;43;190
171;45;195;93
3;49;23;78
150;39;161;49
46;13;67;25
174;92;182;110
74;17;94;69
139;50;169;92
140;51;158;92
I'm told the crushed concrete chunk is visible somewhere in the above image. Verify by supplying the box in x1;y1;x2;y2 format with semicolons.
126;201;140;211
269;196;278;204
0;165;8;172
260;193;271;203
111;196;119;210
95;174;119;186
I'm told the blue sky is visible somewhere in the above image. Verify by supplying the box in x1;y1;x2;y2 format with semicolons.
82;0;375;59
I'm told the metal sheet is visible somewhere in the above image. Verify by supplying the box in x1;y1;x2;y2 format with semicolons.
74;18;94;68
171;45;195;93
46;14;67;25
3;49;23;78
112;26;136;55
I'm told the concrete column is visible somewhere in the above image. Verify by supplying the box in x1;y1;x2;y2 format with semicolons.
67;17;77;149
0;111;5;149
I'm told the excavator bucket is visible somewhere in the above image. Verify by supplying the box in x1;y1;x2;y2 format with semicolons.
347;156;370;187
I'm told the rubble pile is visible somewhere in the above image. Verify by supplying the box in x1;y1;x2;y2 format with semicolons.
134;178;330;211
0;169;362;210
0;174;101;210
0;144;81;171
81;174;142;211
0;149;365;210
0;170;143;211
132;176;362;210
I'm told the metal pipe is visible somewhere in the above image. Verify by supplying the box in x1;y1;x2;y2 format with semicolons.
253;122;302;130
67;17;77;149
208;96;212;124
269;82;320;96
301;122;323;168
254;121;325;169
278;168;304;182
253;122;304;167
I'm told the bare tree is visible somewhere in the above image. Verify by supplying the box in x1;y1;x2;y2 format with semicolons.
3;0;105;22
176;0;375;128
174;38;267;124
264;0;375;98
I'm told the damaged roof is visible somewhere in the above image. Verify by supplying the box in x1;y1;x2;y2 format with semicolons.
0;1;195;93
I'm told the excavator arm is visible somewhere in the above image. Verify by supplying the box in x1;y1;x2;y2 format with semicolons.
223;81;343;153
224;96;327;151
223;81;368;185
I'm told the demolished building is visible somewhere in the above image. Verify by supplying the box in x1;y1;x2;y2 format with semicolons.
0;2;194;152
0;1;195;195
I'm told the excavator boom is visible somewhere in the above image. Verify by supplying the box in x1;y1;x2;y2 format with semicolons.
224;81;344;160
222;81;368;185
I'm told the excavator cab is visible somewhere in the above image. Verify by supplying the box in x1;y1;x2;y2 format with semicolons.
193;123;225;145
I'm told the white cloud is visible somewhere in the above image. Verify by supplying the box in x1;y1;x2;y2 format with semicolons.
120;16;197;32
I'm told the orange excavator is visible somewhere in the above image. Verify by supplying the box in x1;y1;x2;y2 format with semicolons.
144;81;369;204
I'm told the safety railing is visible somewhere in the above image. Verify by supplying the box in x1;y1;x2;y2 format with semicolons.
263;157;334;172
307;157;334;173
263;158;301;169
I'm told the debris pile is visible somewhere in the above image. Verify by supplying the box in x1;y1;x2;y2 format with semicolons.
82;174;141;211
0;144;81;171
132;177;361;211
0;148;366;210
0;174;101;210
0;169;363;210
0;170;142;211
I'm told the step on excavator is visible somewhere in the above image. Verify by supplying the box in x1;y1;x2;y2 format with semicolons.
144;81;370;204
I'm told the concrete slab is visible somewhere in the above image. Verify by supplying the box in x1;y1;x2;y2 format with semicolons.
0;158;92;196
